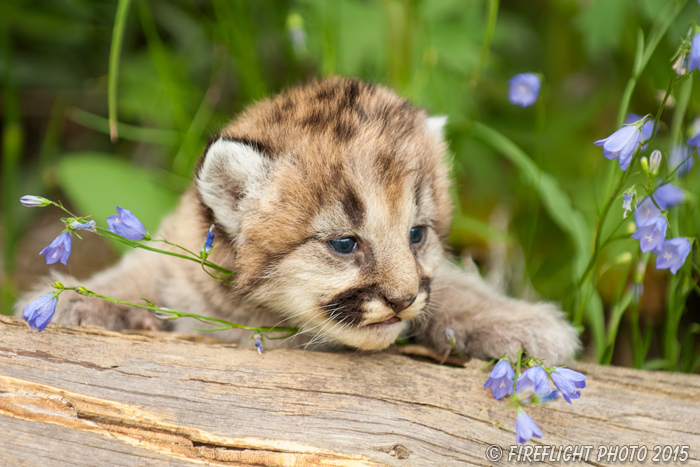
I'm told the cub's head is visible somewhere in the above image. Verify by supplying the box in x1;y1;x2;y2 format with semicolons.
196;77;451;350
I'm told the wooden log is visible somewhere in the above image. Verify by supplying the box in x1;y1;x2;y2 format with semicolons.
0;316;698;466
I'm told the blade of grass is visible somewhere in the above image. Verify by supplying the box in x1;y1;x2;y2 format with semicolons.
451;213;511;245
108;0;133;142
468;121;590;273
67;107;181;146
212;0;268;101
470;0;499;88
172;48;227;175
136;0;191;132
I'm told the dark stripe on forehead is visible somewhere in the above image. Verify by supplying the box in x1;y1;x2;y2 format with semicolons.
342;79;360;110
414;177;423;207
342;185;366;228
334;120;357;142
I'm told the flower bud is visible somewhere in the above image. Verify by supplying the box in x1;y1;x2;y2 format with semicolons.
649;150;662;175
71;219;97;233
640;156;649;175
51;281;65;290
76;286;89;295
154;308;177;320
672;53;688;77
20;195;51;207
444;328;456;346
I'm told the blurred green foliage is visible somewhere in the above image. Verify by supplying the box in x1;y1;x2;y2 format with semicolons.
1;0;698;370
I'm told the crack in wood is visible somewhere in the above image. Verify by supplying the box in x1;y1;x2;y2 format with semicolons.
0;376;387;466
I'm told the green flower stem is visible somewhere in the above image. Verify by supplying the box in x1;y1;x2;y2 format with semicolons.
154;237;203;261
60;285;298;336
578;71;683;292
199;262;234;287
616;29;644;128
512;347;524;393
96;227;234;275
616;0;688;127
47;199;234;277
577;163;635;289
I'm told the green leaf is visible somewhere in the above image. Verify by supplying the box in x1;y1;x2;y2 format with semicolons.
56;153;180;252
451;213;511;245
469;121;590;275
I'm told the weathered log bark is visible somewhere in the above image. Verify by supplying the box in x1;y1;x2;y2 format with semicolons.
0;315;698;466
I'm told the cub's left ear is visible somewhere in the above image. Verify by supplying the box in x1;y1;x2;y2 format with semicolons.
195;136;272;232
425;115;448;141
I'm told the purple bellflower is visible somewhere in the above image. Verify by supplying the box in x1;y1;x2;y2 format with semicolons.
688;130;700;148
484;359;515;400
624;113;653;150
688;33;700;73
515;411;542;444
203;224;215;254
40;232;72;265
550;368;587;404
594;123;643;171
654;184;684;210
23;293;58;332
634;197;661;228
538;391;559;403
669;145;695;176
515;366;550;402
508;73;541;108
20;195;51;207
632;216;668;254
656;238;692;274
107;207;148;240
254;333;264;354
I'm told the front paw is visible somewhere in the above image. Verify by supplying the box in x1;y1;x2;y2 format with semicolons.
420;302;580;365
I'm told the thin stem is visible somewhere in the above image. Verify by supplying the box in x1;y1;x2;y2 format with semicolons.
61;286;297;336
577;164;634;288
96;227;233;275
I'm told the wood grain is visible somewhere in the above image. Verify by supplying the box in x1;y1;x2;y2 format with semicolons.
0;316;698;466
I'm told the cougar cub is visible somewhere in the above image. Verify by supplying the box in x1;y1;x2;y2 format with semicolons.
21;77;579;364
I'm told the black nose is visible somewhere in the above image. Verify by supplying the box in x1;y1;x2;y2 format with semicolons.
386;294;416;312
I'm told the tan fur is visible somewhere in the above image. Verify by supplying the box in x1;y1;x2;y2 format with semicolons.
17;77;579;364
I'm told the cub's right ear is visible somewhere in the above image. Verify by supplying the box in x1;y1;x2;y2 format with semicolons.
195;136;272;232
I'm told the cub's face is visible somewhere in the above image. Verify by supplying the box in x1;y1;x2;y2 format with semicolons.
196;78;452;350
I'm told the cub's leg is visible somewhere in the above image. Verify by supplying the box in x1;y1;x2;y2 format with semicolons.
415;261;580;365
15;249;167;332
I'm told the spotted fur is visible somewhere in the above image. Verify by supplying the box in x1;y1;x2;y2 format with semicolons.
17;77;579;364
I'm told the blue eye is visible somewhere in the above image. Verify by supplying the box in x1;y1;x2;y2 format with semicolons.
328;237;357;254
410;226;424;244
